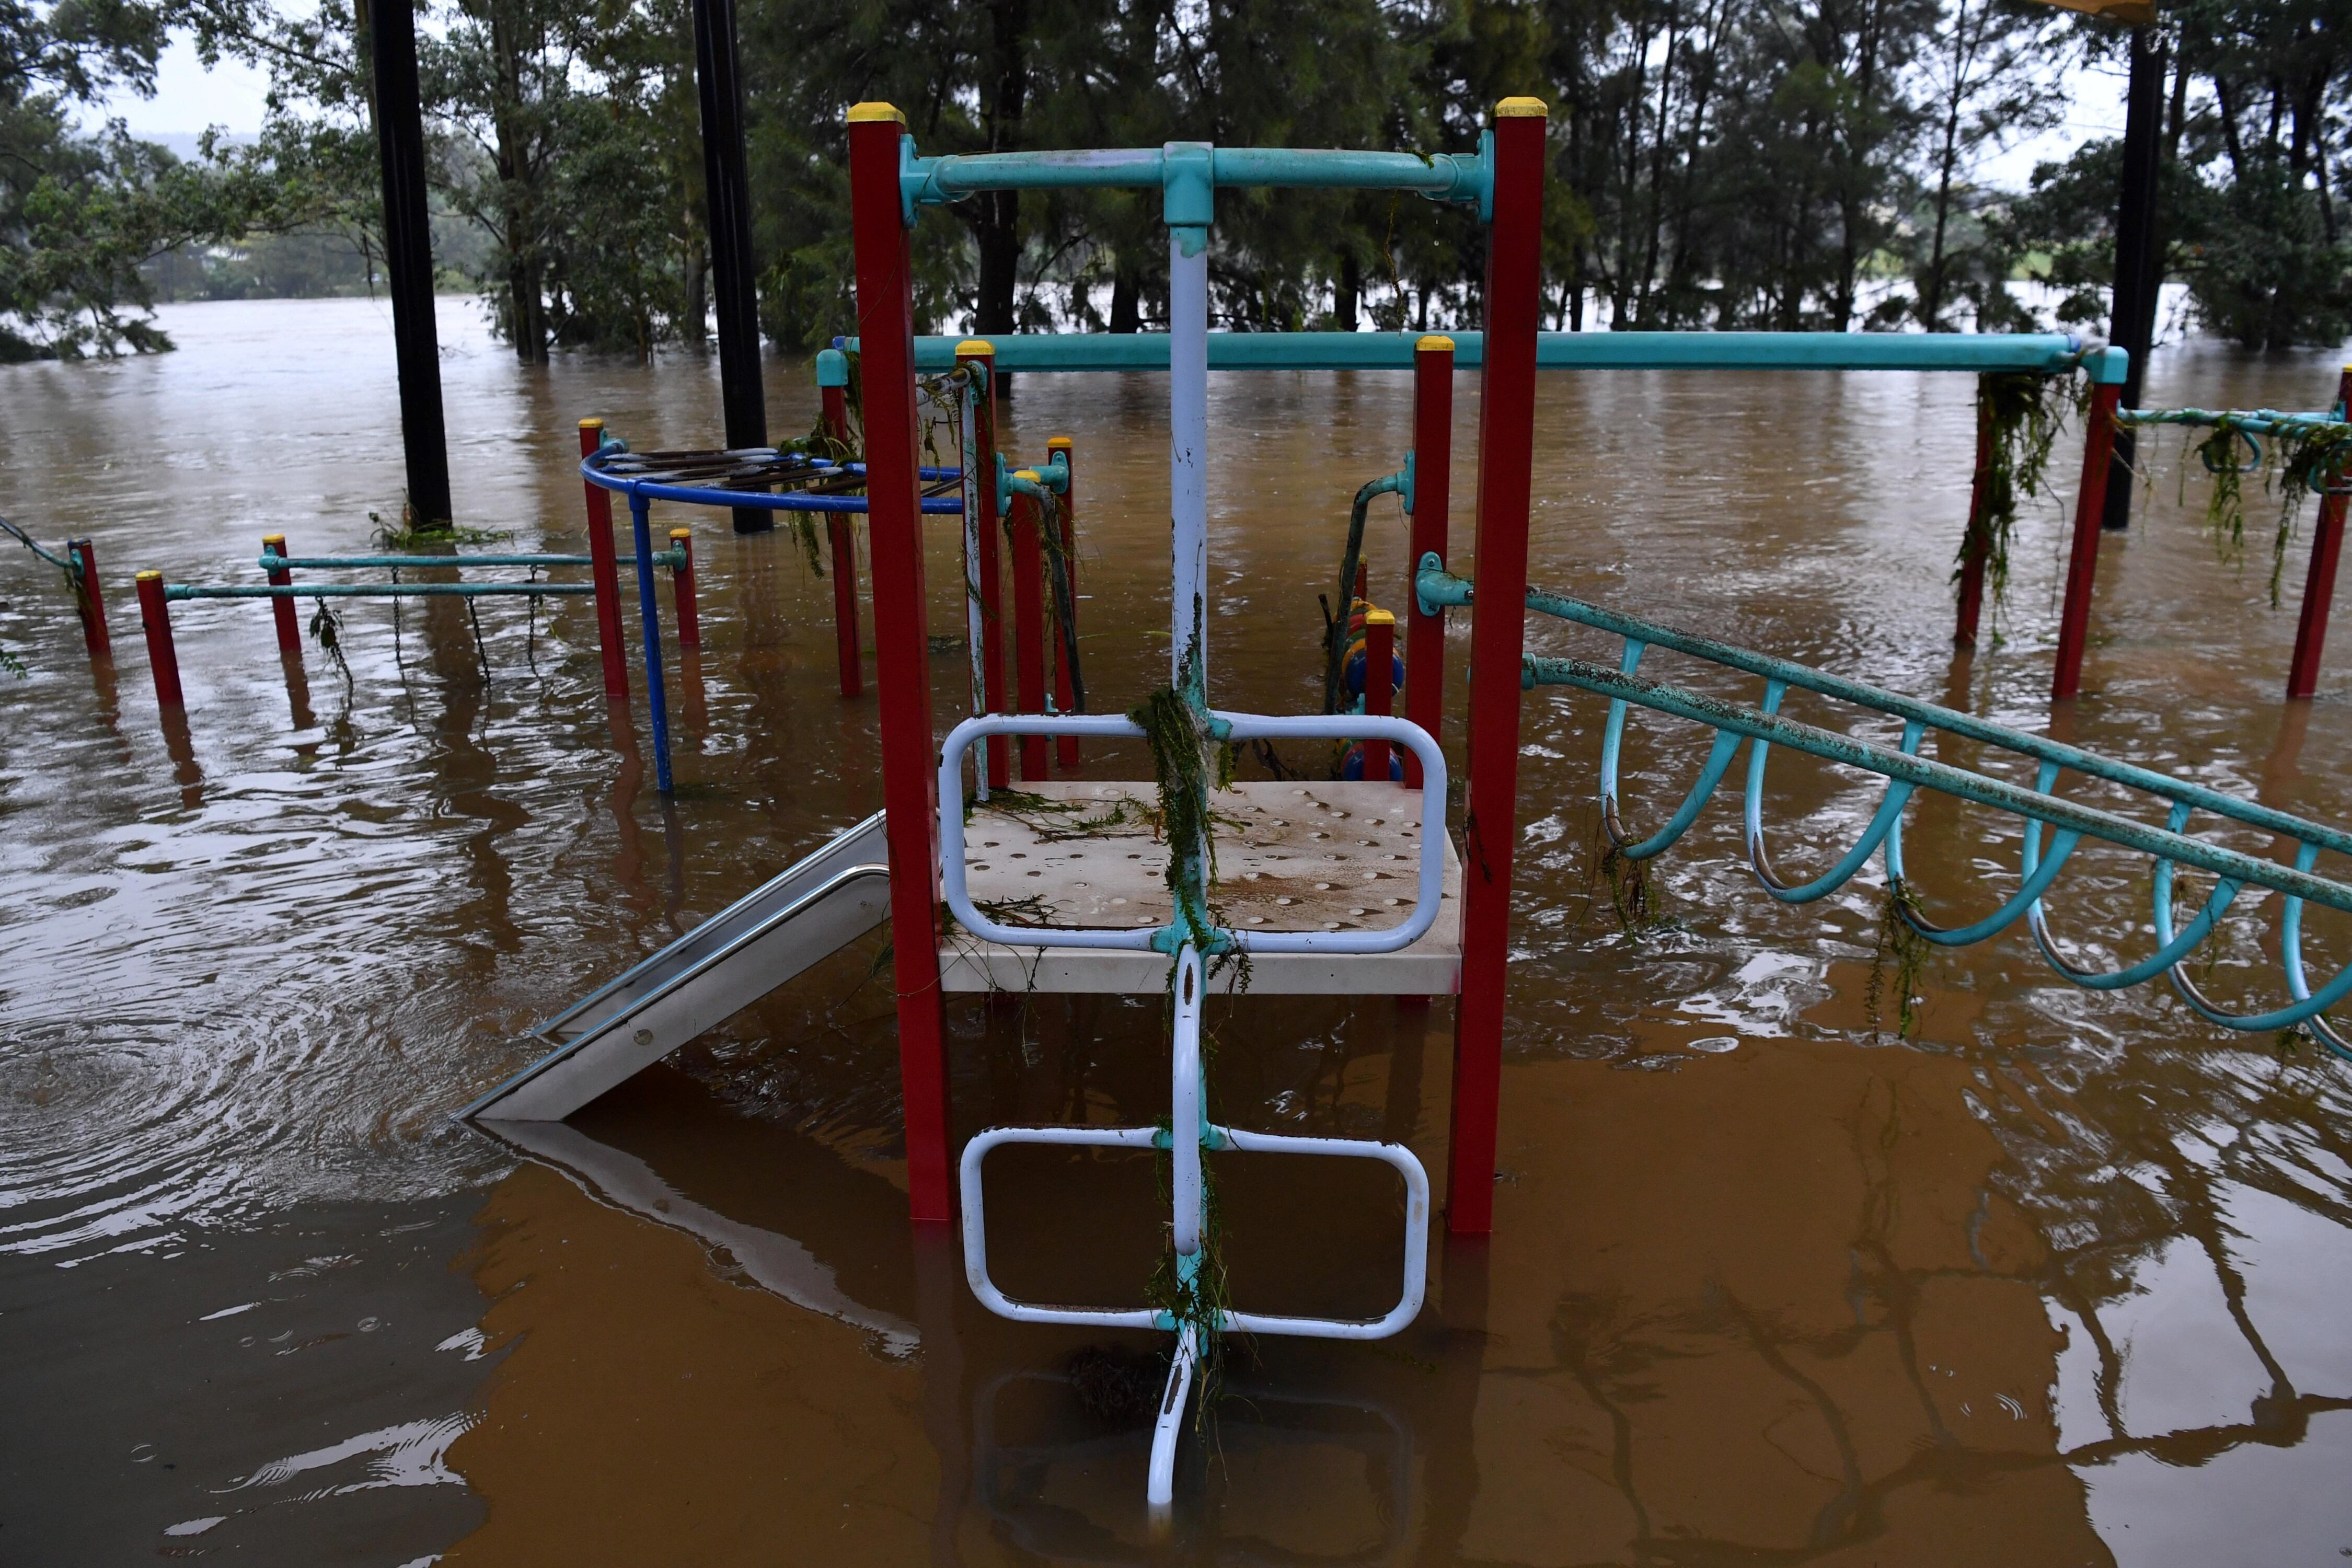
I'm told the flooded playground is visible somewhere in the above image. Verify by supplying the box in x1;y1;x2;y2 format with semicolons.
4;294;2351;1563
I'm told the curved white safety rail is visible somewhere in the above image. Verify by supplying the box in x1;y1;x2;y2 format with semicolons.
935;709;1448;955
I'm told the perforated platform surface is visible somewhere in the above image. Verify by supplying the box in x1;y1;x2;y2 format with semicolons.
939;779;1462;994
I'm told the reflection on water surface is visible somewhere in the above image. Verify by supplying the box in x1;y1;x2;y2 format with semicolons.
2;297;2350;1562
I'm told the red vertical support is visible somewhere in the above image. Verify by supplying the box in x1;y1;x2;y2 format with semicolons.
578;418;630;702
1009;479;1048;780
1048;435;1079;769
820;374;864;697
262;533;301;655
1404;337;1454;789
66;538;109;660
2287;366;2352;699
668;528;701;648
1362;609;1396;782
135;570;184;709
957;341;1009;786
1952;388;1994;648
849;101;953;1225
2051;381;2122;701
1447;98;1547;1238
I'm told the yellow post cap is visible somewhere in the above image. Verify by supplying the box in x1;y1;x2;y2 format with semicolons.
1415;334;1456;353
579;416;604;430
954;339;995;357
847;102;906;125
1046;435;1073;449
668;527;691;541
1496;96;1549;118
262;533;285;545
1365;608;1397;627
135;569;162;582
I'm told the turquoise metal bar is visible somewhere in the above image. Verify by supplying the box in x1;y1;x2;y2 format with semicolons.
2118;407;2345;434
900;142;1490;215
168;583;594;600
867;331;2117;378
256;552;683;572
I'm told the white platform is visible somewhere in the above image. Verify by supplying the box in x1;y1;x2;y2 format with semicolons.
938;780;1461;995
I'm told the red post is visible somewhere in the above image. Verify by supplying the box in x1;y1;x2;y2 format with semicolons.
1362;609;1396;781
66;538;109;660
135;570;184;708
262;533;301;655
821;379;864;697
668;528;701;648
849;101;953;1225
1403;337;1453;789
1953;388;1994;648
1048;435;1079;769
957;341;1009;786
579;418;630;702
1447;98;1547;1237
1009;477;1048;780
2051;381;2122;701
2287;366;2352;699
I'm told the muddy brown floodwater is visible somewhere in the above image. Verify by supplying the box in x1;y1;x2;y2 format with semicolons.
4;296;2352;1565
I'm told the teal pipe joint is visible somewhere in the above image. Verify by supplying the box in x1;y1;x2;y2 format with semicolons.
995;451;1070;514
1165;142;1214;257
815;347;849;388
1416;553;1471;617
1401;450;1416;515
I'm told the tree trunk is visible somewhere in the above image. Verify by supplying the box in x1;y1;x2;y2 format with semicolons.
682;231;708;349
1335;250;1360;331
972;0;1030;358
1109;264;1140;332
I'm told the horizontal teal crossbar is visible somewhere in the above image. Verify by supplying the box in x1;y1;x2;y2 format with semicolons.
168;583;595;601
868;331;2122;380
256;552;684;572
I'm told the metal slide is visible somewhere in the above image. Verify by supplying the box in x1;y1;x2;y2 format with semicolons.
465;813;892;1122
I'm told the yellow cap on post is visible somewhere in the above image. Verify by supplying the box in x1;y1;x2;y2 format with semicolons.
579;417;604;430
1496;96;1548;118
1046;436;1073;449
135;570;161;583
262;533;285;546
1415;334;1455;353
847;102;906;125
669;528;690;542
1365;608;1397;628
954;339;994;356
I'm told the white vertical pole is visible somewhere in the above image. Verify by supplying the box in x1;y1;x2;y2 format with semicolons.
1168;232;1209;699
959;377;989;800
1170;944;1204;1254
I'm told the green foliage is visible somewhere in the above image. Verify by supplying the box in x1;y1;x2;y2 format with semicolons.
1951;371;2077;636
2180;416;2352;608
1867;880;1932;1040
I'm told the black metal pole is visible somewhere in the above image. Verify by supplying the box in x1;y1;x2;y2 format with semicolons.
366;0;453;530
2102;25;2165;532
692;0;769;534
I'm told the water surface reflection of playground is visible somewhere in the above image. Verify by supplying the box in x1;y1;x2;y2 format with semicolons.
1;297;2348;1563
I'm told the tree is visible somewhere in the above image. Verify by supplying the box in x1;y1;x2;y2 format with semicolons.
0;0;297;355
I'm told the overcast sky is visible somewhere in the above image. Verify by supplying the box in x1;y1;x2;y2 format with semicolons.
95;26;2129;191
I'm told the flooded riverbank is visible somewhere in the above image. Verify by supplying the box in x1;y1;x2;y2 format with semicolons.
3;296;2350;1563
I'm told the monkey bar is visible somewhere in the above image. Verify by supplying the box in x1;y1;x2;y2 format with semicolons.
1417;560;2352;1057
